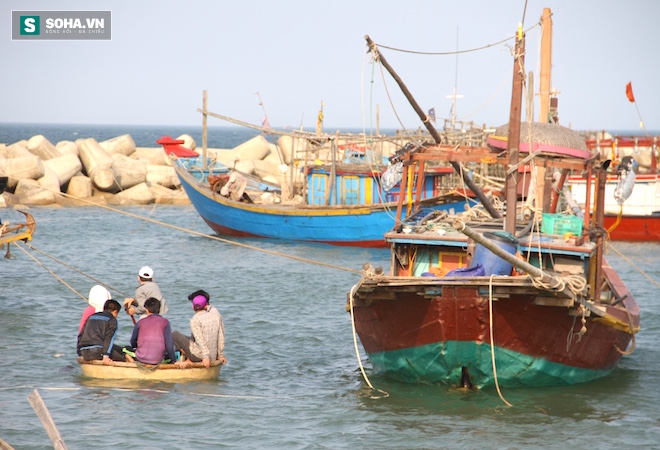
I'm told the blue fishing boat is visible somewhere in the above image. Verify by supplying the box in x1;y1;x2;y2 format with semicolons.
172;157;476;247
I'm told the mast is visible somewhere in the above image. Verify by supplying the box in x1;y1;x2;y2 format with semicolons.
505;25;526;234
539;8;553;123
365;35;501;219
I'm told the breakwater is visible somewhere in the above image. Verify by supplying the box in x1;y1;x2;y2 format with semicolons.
0;133;192;208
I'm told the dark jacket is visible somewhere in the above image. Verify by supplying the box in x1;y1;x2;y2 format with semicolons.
77;311;119;357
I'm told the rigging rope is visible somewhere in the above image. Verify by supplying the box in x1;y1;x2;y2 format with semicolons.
374;22;541;56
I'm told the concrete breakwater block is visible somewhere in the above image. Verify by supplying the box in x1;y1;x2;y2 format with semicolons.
233;135;270;161
108;182;154;205
43;153;83;187
27;135;62;160
15;178;56;205
79;138;120;192
176;134;196;150
56;140;79;157
278;135;309;163
133;147;169;166
100;134;137;157
1;155;45;189
37;167;61;194
146;164;180;189
66;175;93;198
111;153;146;190
149;183;189;205
7;142;33;159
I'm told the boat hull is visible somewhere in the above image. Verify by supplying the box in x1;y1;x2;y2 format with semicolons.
351;269;638;388
77;358;221;381
604;214;660;241
174;161;473;247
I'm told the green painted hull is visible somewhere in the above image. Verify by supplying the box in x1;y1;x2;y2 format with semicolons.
368;340;611;389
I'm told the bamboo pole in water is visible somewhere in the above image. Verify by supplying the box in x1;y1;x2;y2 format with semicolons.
27;389;68;450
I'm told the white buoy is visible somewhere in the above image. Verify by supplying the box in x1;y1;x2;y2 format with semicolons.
100;134;137;157
43;153;83;187
27;135;62;160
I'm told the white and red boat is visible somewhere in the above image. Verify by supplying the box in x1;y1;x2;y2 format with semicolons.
569;136;660;241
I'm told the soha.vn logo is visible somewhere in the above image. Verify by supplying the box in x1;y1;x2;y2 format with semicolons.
19;16;40;35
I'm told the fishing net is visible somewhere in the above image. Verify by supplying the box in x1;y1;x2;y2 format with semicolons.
492;122;589;151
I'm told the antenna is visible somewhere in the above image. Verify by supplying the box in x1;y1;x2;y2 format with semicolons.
445;28;463;129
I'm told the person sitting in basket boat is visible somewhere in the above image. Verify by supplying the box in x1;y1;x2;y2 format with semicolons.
173;290;226;369
124;297;177;365
77;299;126;364
123;266;169;321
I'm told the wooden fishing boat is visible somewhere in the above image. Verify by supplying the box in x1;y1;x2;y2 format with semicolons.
568;136;660;241
347;30;639;389
172;155;477;247
77;357;222;381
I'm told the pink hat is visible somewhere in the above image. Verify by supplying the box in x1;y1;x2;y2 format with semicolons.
192;295;208;311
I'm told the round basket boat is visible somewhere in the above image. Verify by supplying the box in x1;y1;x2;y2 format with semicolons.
77;357;222;381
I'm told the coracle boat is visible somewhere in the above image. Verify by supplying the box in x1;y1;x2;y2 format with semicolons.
347;30;639;389
77;357;222;382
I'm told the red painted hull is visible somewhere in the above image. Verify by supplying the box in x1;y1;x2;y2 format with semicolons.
605;214;660;241
353;287;634;372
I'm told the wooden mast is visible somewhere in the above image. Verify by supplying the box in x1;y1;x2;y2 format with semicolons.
539;8;553;123
505;25;526;234
364;35;501;220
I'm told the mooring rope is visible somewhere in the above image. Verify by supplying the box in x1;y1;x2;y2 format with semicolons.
13;241;87;301
606;242;660;290
13;183;362;276
488;274;512;407
21;242;129;297
348;282;389;399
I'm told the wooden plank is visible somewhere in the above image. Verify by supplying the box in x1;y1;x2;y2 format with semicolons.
27;389;68;450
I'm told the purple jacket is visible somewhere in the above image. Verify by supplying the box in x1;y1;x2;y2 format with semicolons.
129;314;176;364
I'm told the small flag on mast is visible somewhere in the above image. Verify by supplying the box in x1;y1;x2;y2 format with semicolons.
626;82;635;103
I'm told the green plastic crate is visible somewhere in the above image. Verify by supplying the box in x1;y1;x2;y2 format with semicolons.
541;213;583;235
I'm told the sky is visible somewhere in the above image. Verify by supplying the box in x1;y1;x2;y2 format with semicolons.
3;1;659;133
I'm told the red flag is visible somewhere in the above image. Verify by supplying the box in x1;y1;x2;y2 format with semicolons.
626;82;635;103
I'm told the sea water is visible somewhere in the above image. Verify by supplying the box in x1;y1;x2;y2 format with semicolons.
0;124;659;449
